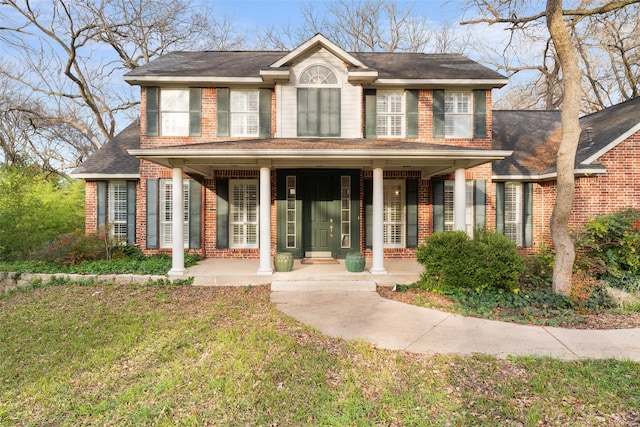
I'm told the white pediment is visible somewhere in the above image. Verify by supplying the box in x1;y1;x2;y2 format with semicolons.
270;33;369;69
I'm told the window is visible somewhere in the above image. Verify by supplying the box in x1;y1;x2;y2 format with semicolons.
298;65;340;137
384;180;405;248
299;65;338;85
444;91;472;138
377;91;404;137
340;176;351;248
286;176;296;248
443;180;475;235
230;180;259;249
108;181;128;240
504;182;523;246
146;87;201;137
159;180;190;248
230;90;259;136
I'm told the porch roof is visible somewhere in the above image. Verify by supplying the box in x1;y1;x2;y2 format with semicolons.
128;138;512;179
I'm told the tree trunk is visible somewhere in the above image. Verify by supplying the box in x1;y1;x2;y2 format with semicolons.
546;0;582;296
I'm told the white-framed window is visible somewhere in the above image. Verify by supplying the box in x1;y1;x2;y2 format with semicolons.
108;181;127;240
159;179;189;248
286;176;296;248
504;182;523;246
444;180;474;235
377;91;405;137
230;90;259;136
299;65;338;85
340;176;351;248
445;91;472;138
383;180;405;248
230;180;259;249
160;89;190;136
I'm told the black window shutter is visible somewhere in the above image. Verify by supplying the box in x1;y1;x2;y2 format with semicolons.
126;180;137;244
473;89;487;138
495;182;505;234
188;179;202;249
146;179;159;249
364;89;377;138
259;88;272;138
432;180;445;232
406;89;419;138
364;179;373;249
146;87;159;137
523;182;533;248
189;88;202;137
433;89;445;138
406;178;418;248
474;179;486;230
216;178;229;249
97;181;107;232
217;88;229;137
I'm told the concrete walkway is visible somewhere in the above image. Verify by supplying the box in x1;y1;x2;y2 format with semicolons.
271;287;640;361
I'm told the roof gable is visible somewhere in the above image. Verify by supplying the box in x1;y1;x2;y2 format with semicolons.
270;33;369;69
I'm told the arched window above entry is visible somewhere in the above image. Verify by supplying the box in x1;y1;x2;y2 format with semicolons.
299;65;338;85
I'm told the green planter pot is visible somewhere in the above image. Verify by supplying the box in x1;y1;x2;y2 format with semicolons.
345;252;366;272
274;252;294;272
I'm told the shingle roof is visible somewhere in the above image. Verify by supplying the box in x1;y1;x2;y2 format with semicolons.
124;50;505;82
71;119;140;178
492;97;640;179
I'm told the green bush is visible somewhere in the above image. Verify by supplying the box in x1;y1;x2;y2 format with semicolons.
574;209;640;283
0;165;84;260
416;229;525;292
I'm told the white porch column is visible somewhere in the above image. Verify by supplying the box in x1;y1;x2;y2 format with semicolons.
169;166;185;275
257;165;273;275
370;167;387;275
454;166;466;232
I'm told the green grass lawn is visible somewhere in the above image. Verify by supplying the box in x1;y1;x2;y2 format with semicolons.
1;283;639;426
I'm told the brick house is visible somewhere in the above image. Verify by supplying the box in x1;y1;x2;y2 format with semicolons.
73;33;640;275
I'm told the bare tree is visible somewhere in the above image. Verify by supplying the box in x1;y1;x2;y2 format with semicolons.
256;0;468;54
463;0;640;295
0;0;241;173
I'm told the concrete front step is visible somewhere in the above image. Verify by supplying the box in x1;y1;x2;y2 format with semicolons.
271;280;376;292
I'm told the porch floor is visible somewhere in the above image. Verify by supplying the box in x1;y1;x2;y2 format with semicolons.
176;258;423;287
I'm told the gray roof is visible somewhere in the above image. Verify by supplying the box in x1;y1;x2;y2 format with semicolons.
124;50;505;82
71;119;140;178
493;97;640;179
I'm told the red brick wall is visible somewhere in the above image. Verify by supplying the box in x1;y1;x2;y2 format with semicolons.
532;130;640;249
84;181;97;234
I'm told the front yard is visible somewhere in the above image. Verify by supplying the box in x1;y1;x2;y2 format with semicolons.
1;282;639;426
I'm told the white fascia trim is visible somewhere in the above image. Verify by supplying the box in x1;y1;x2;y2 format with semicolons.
124;76;264;85
260;69;289;77
492;168;606;181
129;148;512;160
270;34;368;69
375;78;509;87
70;173;140;179
581;122;640;165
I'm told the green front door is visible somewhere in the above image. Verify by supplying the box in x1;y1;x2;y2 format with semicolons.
277;170;359;259
303;175;338;257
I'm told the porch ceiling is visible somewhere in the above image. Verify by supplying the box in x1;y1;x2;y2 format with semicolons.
128;139;512;179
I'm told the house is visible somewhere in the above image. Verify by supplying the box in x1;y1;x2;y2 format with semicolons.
77;33;586;276
492;96;640;252
73;34;512;275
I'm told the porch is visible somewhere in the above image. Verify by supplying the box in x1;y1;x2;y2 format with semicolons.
175;257;424;287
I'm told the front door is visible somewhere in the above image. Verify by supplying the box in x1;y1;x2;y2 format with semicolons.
276;170;359;259
303;175;338;257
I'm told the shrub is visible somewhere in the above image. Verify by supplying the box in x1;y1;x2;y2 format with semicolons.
416;229;525;292
36;231;108;264
574;209;640;289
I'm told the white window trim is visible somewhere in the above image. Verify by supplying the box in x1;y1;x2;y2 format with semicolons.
444;180;474;236
504;182;524;246
160;88;190;137
377;91;405;138
383;179;406;248
159;179;189;249
298;64;340;87
108;181;127;240
229;179;259;249
230;90;259;137
444;91;472;138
